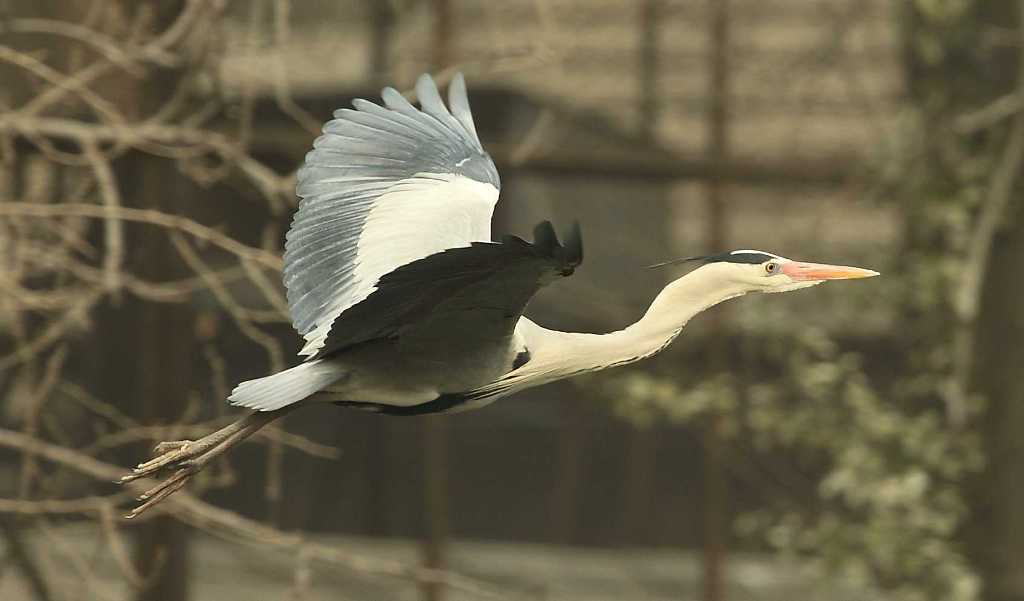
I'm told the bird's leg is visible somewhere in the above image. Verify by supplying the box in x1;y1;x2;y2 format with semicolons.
118;406;297;518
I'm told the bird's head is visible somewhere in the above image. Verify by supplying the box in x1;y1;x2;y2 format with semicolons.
652;250;879;294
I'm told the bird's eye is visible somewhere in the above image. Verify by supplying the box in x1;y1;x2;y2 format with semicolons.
764;262;778;275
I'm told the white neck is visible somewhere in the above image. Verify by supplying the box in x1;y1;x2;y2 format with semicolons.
534;265;748;373
629;265;747;338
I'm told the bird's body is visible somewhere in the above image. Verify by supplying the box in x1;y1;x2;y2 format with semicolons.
225;74;879;416
121;73;878;517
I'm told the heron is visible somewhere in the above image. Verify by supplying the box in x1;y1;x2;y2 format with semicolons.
119;73;878;517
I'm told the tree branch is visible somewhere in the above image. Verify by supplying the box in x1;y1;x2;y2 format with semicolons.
0;427;519;599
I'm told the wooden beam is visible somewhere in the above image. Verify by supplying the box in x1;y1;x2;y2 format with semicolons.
491;147;853;186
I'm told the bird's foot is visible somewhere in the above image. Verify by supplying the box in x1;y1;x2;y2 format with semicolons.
116;408;292;519
119;438;213;485
123;459;205;519
117;432;230;519
153;439;193;455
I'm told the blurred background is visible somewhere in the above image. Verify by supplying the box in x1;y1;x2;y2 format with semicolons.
0;1;1021;600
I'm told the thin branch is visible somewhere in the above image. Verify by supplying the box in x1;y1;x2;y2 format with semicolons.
6;18;176;73
35;518;120;601
16;345;68;497
0;116;294;206
82;420;341;460
59;382;138;430
0;45;125;126
16;0;207;118
83;143;124;295
0;427;524;599
0;518;54;601
270;0;323;135
170;233;286;372
0;291;102;372
0;202;283;270
0;494;134;516
945;0;1024;426
954;92;1024;134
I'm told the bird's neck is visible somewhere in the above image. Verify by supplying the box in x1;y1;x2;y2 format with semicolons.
547;268;748;370
630;268;748;340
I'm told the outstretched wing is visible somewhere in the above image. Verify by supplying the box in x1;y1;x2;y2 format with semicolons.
285;73;501;358
315;221;583;359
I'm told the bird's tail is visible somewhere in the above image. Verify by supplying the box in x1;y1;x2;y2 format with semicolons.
227;359;345;412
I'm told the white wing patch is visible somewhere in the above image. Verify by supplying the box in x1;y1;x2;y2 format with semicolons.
283;73;502;359
297;173;498;357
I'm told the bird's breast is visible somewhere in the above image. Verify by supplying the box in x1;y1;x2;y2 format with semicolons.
321;336;517;408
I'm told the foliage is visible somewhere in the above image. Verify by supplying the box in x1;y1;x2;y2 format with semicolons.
600;317;982;600
597;2;1021;598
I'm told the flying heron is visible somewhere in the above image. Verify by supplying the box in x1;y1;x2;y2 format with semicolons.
120;73;878;517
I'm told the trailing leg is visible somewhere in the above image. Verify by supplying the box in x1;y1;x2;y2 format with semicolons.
119;406;297;518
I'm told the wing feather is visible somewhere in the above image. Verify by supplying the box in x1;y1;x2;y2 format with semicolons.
285;73;500;358
316;221;583;359
447;74;482;149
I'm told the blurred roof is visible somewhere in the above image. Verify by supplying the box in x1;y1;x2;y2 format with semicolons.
219;0;901;337
219;0;902;167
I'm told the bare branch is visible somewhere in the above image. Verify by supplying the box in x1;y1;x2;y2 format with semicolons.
0;45;125;125
83;143;125;295
6;18;175;73
0;116;295;206
0;202;283;270
0;427;521;599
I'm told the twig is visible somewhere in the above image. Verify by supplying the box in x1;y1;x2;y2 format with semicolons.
954;92;1024;134
0;427;522;599
35;518;120;601
58;382;140;431
0;493;135;516
0;45;125;126
97;504;151;587
170;233;286;372
0;518;53;601
83;143;124;295
82;420;341;460
0;116;294;206
946;0;1024;426
270;0;323;135
0;290;101;371
6;18;175;73
0;202;283;270
16;0;207;118
17;345;68;498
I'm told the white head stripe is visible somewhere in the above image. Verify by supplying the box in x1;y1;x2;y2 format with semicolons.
730;249;784;259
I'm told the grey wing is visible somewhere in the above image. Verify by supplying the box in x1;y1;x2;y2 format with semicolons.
315;221;583;359
285;73;501;358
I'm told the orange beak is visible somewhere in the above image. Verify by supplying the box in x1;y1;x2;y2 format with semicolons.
781;261;880;281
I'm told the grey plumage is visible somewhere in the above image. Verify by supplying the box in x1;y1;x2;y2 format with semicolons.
228;72;879;415
318;220;582;359
126;73;877;520
227;360;346;412
284;73;500;359
231;72;546;412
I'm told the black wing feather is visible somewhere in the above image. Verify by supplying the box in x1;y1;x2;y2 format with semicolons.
315;220;582;359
